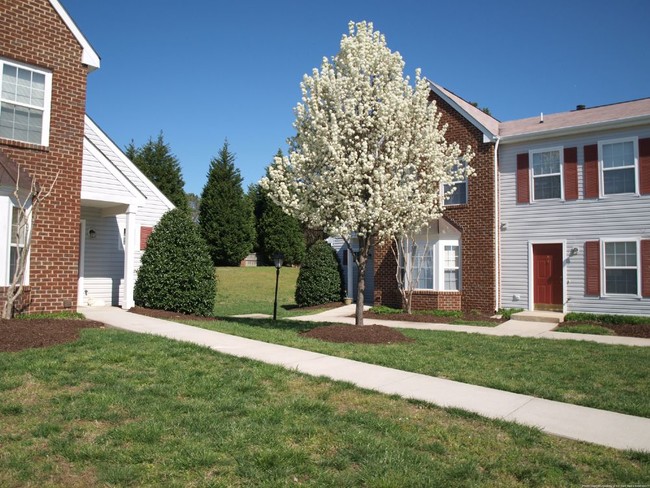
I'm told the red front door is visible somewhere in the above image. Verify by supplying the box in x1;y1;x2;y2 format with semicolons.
533;244;563;311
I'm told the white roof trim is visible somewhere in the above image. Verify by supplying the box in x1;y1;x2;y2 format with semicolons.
83;138;144;205
428;81;498;142
48;0;100;70
84;115;176;211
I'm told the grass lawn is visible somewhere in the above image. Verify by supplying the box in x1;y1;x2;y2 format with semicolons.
185;317;650;418
215;266;313;318
1;329;648;487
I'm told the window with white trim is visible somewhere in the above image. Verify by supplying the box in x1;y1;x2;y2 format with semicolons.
0;59;51;146
600;139;637;195
531;148;562;200
604;241;638;295
443;161;467;205
408;222;461;291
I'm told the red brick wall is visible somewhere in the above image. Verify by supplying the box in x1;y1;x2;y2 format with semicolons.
373;92;497;314
0;0;88;312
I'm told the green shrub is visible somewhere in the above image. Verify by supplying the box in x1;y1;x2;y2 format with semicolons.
134;209;216;316
415;309;463;318
498;308;524;320
564;312;650;325
369;305;403;314
295;240;343;307
555;324;615;335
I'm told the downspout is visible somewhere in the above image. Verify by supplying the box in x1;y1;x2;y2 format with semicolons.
493;136;501;313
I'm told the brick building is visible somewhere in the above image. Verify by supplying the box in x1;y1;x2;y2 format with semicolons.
1;0;172;315
372;82;499;314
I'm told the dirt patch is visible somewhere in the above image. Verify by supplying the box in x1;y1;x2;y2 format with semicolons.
364;311;503;325
301;324;414;344
561;321;650;339
128;306;217;322
0;319;103;352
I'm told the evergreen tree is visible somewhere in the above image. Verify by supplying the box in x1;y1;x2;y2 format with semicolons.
249;150;306;265
127;133;188;211
295;240;343;306
199;140;255;266
134;209;216;316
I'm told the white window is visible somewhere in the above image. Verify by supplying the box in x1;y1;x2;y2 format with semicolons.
0;59;51;146
443;161;468;206
603;241;639;295
600;138;638;195
408;222;461;291
531;148;562;200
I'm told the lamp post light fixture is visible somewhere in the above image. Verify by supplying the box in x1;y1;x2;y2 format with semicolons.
272;253;284;321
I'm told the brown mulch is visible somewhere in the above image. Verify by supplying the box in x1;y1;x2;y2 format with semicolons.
128;306;217;322
364;311;504;325
301;324;414;344
0;319;103;352
561;321;650;339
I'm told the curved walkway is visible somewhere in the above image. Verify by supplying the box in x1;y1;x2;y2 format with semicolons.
288;304;650;347
82;306;650;452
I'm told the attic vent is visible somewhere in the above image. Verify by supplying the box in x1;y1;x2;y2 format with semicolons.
576;104;586;111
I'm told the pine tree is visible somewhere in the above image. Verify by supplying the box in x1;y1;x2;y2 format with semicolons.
199;140;255;266
126;132;188;211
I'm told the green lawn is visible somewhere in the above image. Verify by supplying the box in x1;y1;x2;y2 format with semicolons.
185;317;650;418
215;266;303;317
1;329;648;487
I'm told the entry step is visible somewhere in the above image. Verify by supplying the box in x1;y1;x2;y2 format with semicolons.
511;311;565;324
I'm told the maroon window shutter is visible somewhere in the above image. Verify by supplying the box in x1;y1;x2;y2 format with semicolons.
564;147;578;200
585;241;600;296
140;226;153;250
639;138;650;195
516;153;530;203
642;240;650;298
583;144;599;199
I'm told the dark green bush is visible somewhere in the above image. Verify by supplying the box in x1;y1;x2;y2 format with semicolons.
369;305;403;314
295;240;343;307
134;209;216;316
564;312;650;325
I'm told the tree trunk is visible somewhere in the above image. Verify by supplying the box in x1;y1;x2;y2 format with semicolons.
353;235;373;326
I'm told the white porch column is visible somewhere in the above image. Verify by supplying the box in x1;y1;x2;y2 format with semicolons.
122;205;137;309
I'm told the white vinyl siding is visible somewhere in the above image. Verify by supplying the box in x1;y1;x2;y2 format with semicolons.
0;59;51;146
499;125;650;315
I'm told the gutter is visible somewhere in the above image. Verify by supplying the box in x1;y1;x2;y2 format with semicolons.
493;136;500;313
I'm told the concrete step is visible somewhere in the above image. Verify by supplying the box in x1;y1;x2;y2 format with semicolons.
511;311;565;324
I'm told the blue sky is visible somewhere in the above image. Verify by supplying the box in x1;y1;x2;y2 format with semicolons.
63;0;650;195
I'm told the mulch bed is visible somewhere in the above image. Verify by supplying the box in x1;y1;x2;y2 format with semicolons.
128;306;217;322
364;311;504;325
560;321;650;339
301;324;414;344
0;319;103;352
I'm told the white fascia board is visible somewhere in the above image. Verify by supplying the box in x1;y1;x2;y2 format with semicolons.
427;80;498;142
84;138;145;205
48;0;100;71
500;115;650;145
84;115;175;211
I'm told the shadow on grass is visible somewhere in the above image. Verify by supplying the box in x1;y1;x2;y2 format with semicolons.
211;315;325;333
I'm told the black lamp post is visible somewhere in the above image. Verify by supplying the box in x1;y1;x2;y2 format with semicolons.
272;252;284;321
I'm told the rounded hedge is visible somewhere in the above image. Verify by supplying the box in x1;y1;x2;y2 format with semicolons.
134;209;216;316
295;240;343;307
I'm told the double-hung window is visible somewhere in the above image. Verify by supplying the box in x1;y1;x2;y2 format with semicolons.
600;138;637;195
603;241;638;295
531;148;562;200
408;221;461;291
443;161;468;205
0;59;51;146
443;245;460;291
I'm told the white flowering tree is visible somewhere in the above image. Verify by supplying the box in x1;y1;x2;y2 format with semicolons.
261;21;472;325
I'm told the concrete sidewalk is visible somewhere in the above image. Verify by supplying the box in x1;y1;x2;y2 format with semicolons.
289;304;650;347
82;306;650;452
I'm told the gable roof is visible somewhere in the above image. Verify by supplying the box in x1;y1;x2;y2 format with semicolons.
428;81;500;142
429;80;650;145
499;98;650;142
48;0;100;71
